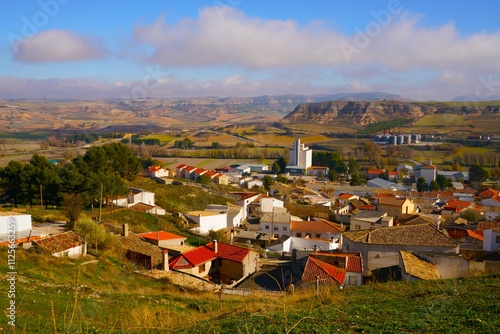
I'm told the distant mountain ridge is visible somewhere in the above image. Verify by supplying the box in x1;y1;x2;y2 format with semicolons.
282;100;500;126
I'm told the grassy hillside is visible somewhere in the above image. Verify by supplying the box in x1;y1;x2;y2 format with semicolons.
1;246;498;333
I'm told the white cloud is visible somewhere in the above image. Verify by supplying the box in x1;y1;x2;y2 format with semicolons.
12;30;107;62
131;6;500;74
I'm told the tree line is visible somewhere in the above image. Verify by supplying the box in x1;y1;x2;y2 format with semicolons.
0;143;140;210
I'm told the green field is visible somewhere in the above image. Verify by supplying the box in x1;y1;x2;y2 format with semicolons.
413;114;465;127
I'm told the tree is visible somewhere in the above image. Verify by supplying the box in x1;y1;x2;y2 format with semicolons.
272;161;281;174
416;177;429;192
276;174;288;184
63;193;85;226
429;180;440;191
263;175;275;191
469;164;489;185
211;142;221;149
196;175;211;184
277;157;288;172
350;173;362;186
348;159;360;174
0;161;28;207
460;209;483;223
328;169;339;181
379;170;390;181
436;174;452;190
73;214;111;250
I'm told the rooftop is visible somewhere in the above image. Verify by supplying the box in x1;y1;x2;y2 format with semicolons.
138;231;186;241
302;257;345;285
35;231;85;254
343;224;458;248
400;251;440;280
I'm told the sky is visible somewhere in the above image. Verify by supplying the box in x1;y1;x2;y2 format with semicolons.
1;0;500;100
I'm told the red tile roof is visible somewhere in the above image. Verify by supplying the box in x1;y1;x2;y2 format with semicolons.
346;256;363;273
205;242;251;262
302;257;345;285
369;169;385;175
35;231;85;254
138;231;186;241
169;242;251;269
148;165;162;172
176;164;187;169
339;193;355;200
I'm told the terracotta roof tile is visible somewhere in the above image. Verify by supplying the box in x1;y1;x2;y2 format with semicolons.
346;256;363;273
35;231;85;254
302;257;345;284
400;251;440;280
138;231;186;241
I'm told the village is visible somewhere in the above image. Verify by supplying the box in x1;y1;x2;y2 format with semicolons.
2;138;500;297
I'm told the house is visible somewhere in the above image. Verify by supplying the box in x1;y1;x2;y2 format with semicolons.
301;252;363;287
122;231;166;270
341;224;459;277
231;192;262;220
130;202;166;215
0;212;42;245
34;231;87;259
169;240;259;283
291;217;344;241
350;211;393;230
377;196;415;216
259;208;294;238
205;203;244;228
483;228;500;251
184;210;227;235
307;166;329;177
368;169;385;179
128;188;155;206
138;231;187;247
399;251;440;281
247;179;263;189
147;165;172;178
267;236;338;253
480;196;500;207
419;159;437;185
244;164;269;172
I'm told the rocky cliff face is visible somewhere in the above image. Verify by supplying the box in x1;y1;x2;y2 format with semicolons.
282;101;437;125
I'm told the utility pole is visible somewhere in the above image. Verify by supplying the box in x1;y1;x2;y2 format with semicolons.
40;184;45;236
96;182;103;253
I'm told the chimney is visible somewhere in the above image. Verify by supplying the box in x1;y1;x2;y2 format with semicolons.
162;250;169;271
313;245;317;253
123;223;129;237
213;239;218;254
230;229;234;245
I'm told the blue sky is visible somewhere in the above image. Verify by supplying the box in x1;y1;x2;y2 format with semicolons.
1;0;500;100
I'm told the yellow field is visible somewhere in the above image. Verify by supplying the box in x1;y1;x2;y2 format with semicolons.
247;134;295;146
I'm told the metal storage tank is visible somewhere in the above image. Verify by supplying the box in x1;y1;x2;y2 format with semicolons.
389;135;398;145
405;134;412;144
397;135;404;145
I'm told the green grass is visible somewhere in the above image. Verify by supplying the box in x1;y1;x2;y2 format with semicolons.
1;246;498;333
413;114;465;127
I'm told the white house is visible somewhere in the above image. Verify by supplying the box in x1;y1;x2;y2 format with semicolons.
184;211;227;234
0;212;32;235
350;211;393;230
34;231;87;259
128;188;155;207
483;228;500;251
259;208;293;238
247;179;263;189
267;236;338;253
260;196;285;213
419;159;437;185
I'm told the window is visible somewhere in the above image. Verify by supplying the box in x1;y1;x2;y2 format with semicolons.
273;227;279;231
496;235;500;244
199;263;206;272
354;224;361;230
348;275;359;286
316;234;321;238
282;227;287;231
296;233;302;238
265;225;270;230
